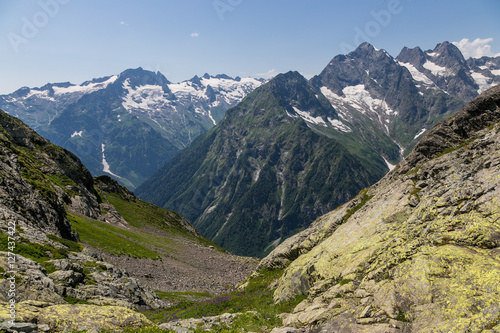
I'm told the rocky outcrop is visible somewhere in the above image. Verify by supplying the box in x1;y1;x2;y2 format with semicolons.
94;175;135;201
158;312;252;332
261;85;500;332
0;250;165;310
0;302;151;332
37;304;151;332
0;108;260;332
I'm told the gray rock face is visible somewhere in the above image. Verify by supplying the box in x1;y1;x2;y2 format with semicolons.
48;270;84;288
397;41;500;101
0;251;165;310
0;109;101;241
260;85;500;332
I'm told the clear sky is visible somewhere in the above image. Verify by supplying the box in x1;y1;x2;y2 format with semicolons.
1;0;499;94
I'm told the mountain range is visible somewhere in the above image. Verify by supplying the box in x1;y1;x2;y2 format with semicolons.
0;40;499;332
1;42;499;193
0;69;262;189
136;41;500;257
2;41;500;258
261;84;500;332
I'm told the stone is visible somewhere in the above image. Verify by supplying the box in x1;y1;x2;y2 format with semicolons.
270;327;299;333
49;270;84;287
37;304;152;332
158;312;246;332
359;305;372;318
0;322;38;333
49;259;83;273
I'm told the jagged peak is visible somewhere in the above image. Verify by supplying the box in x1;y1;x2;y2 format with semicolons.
119;67;171;91
396;45;426;64
190;75;202;86
426;41;467;64
349;42;392;59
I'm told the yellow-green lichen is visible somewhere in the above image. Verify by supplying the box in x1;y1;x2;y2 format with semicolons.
37;304;152;331
272;129;500;331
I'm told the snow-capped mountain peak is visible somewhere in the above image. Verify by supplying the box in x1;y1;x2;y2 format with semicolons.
395;41;500;100
0;68;263;189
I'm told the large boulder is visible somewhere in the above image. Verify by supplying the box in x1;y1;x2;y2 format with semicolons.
36;304;152;332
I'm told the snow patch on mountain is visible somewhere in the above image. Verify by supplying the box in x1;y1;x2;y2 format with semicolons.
328;117;351;133
471;72;496;93
292;107;327;126
101;144;121;178
15;76;119;102
169;77;262;106
53;75;118;95
122;79;168;112
71;131;83;138
397;62;434;85
168;81;206;99
200;77;261;104
208;111;216;126
423;60;447;76
320;85;397;117
24;89;55;101
382;156;396;171
414;128;426;140
491;69;500;76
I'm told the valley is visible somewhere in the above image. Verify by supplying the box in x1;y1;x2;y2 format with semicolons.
0;39;499;332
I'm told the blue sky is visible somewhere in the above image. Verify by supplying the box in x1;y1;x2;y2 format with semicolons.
0;0;499;94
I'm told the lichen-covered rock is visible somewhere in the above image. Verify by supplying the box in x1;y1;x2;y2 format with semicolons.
36;304;152;332
0;254;65;304
158;312;247;332
263;86;500;332
0;300;54;324
48;270;84;288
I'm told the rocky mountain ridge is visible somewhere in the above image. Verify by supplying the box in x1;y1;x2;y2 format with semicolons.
0;109;257;332
258;84;500;332
0;69;262;189
1;42;498;192
137;41;495;257
136;70;391;258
